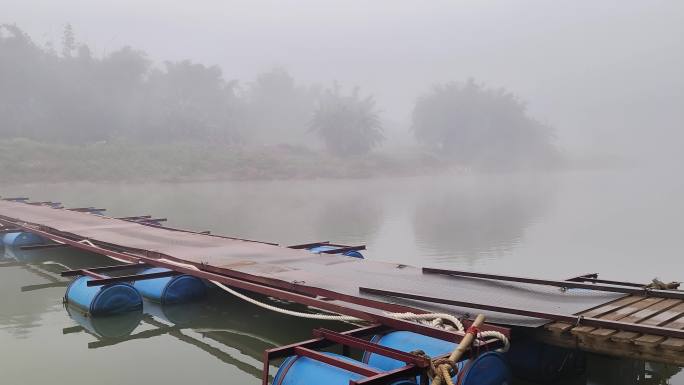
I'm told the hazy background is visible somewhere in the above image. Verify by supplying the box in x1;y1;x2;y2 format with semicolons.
4;0;683;165
2;3;684;384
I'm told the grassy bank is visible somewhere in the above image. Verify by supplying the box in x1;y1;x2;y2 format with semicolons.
0;139;452;183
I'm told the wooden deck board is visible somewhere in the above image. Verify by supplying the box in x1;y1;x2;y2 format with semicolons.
572;296;650;337
545;322;574;333
589;297;667;339
610;299;683;343
581;296;646;318
648;315;684;349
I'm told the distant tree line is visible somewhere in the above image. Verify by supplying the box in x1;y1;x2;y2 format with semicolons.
0;24;557;168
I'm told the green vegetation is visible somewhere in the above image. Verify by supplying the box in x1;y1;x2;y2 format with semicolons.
0;24;560;182
412;79;558;170
0;139;454;183
310;86;384;156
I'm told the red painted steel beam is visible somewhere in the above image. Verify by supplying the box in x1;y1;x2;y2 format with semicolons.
138;218;168;223
117;215;152;220
423;267;684;300
288;241;331;249
350;364;424;385
264;325;387;360
86;270;181;286
61;263;149;277
68;207;107;213
318;245;366;254
80;270;109;280
312;328;431;367
566;273;599;281
293;346;381;376
567;274;653;288
359;286;684;340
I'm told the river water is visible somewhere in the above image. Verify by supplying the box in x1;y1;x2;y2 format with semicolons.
1;168;682;384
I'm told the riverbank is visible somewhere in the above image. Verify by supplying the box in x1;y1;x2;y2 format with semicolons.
0;138;457;183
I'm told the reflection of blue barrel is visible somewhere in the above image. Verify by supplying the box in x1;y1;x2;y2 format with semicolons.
65;276;143;316
2;232;46;247
274;353;415;385
133;268;207;304
66;305;143;338
308;245;364;259
143;300;203;325
363;331;511;385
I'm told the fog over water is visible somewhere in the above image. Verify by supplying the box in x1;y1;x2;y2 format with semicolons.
2;1;684;385
5;0;684;162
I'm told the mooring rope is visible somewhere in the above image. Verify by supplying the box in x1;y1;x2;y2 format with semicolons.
429;314;487;385
156;258;510;353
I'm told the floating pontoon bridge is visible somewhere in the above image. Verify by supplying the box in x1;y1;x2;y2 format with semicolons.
1;197;683;384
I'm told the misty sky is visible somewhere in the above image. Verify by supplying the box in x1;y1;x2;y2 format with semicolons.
5;0;683;161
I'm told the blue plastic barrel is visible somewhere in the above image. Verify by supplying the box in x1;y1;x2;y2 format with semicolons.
2;232;46;247
363;331;511;385
133;267;207;304
65;276;143;316
308;245;364;259
274;353;415;385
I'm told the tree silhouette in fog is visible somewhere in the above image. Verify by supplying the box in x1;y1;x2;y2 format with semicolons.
310;85;384;156
1;24;562;176
0;25;242;144
412;79;558;169
243;68;319;145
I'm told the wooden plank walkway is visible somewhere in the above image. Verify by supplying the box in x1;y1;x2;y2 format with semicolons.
541;295;684;365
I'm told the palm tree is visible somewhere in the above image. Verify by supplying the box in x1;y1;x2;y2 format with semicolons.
310;85;383;156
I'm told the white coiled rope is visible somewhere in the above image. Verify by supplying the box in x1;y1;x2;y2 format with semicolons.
156;258;509;352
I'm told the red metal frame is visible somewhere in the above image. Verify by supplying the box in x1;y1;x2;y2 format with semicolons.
79;269;109;280
288;241;367;255
288;241;332;249
423;267;684;300
312;329;431;367
61;263;150;277
359;286;684;339
318;245;366;254
68;207;107;213
261;323;487;385
566;273;657;288
1;200;512;385
0;215;508;346
86;270;181;286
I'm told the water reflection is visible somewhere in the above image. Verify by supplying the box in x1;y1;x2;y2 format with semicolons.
313;190;383;244
65;307;143;338
412;175;554;262
2;176;684;385
64;292;348;381
2;240;683;385
0;245;113;338
567;356;682;385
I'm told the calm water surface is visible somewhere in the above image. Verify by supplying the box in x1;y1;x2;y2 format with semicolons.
1;168;682;384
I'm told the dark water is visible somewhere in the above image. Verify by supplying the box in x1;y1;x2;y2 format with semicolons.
1;168;682;384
